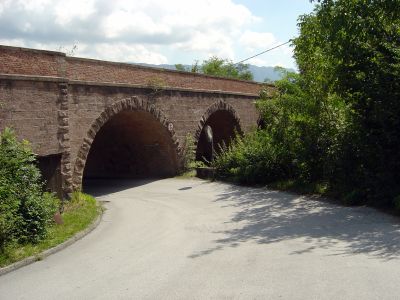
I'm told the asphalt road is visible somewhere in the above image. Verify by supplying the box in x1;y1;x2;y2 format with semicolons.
1;178;400;299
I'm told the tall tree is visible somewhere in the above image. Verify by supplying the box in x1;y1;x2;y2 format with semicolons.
293;0;400;205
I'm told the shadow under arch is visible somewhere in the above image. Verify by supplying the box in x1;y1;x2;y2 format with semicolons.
195;100;242;163
72;97;181;191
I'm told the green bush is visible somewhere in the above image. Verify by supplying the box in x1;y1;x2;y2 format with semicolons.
0;128;59;249
213;69;347;187
213;130;291;184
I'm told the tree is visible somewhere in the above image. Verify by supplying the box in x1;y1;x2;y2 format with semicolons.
175;57;254;80
175;61;201;73
293;0;400;205
174;64;187;72
201;56;253;80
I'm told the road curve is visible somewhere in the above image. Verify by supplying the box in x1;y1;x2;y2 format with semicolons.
1;178;400;299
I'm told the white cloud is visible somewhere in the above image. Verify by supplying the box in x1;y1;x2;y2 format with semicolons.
85;43;168;64
0;0;289;66
239;30;277;52
0;38;26;47
247;57;268;67
54;0;96;26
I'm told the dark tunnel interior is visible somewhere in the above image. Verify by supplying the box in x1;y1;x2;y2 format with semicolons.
83;110;177;184
196;110;241;164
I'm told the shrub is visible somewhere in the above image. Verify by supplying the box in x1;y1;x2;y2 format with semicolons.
181;134;196;172
212;130;291;184
0;128;59;249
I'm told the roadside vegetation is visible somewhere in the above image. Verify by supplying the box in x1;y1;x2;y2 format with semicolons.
176;134;207;178
0;128;101;267
212;0;400;210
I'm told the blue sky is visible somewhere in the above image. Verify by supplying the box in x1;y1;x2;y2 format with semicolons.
234;0;315;66
0;0;315;69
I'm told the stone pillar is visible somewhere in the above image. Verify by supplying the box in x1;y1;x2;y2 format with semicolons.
57;83;73;199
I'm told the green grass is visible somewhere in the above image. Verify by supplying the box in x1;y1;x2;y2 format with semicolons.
175;169;197;179
0;192;101;268
268;179;329;196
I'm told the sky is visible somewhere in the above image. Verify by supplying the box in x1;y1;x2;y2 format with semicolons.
0;0;315;69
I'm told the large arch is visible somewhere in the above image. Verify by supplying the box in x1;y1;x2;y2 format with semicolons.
72;97;181;190
195;100;242;163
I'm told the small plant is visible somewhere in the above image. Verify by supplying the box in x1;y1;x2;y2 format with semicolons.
146;77;166;95
57;44;78;56
181;134;197;172
191;160;207;168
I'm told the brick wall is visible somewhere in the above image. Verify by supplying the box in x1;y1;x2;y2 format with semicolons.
0;79;61;155
0;45;262;95
0;45;65;77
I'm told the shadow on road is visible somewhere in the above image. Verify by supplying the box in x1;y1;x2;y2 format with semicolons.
190;184;400;260
83;178;157;197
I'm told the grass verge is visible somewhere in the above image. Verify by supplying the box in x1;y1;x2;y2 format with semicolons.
267;179;329;196
0;192;101;268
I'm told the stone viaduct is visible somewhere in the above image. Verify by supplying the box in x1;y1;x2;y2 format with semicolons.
0;45;268;197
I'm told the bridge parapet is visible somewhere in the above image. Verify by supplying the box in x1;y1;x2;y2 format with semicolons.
0;45;263;96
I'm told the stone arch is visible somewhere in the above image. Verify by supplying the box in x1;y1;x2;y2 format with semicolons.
194;100;242;162
72;96;181;190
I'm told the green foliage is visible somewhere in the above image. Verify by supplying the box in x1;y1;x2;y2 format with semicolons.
175;57;253;80
214;68;347;185
175;61;200;73
214;0;400;209
181;134;208;173
175;64;186;72
0;128;59;250
181;134;196;172
214;69;346;185
0;191;100;267
146;76;166;94
201;56;253;80
213;130;289;184
294;0;400;205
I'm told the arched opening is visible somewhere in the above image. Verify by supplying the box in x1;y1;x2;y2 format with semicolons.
82;110;177;186
196;110;241;163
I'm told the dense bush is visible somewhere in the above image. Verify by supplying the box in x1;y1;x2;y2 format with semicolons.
213;130;290;184
0;128;59;250
214;0;400;209
213;70;347;186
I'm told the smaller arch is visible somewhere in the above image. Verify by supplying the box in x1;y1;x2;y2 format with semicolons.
194;100;242;163
194;100;243;141
72;96;181;190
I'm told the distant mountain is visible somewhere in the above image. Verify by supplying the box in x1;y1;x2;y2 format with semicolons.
137;63;294;83
247;65;295;82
